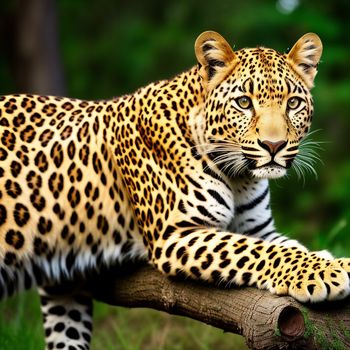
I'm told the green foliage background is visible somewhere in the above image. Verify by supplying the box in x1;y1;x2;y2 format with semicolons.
0;0;350;349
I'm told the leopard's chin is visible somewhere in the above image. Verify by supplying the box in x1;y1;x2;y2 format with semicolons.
250;165;287;179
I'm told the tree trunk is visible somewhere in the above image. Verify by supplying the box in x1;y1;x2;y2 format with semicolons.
89;263;350;350
13;0;65;95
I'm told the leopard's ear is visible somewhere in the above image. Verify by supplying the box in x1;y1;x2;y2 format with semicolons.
195;31;238;92
287;33;323;89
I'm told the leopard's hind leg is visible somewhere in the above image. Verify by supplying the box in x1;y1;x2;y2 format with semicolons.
39;285;93;350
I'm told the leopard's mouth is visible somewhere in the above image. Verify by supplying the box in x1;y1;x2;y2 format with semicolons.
206;148;294;179
245;153;295;178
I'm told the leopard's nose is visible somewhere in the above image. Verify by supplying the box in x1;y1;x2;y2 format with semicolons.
258;140;287;155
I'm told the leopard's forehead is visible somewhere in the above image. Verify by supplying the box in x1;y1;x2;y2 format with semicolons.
236;47;287;71
226;47;304;102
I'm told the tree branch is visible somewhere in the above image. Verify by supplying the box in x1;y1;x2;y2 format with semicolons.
89;263;350;350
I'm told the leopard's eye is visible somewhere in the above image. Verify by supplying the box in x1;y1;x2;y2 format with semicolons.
235;96;253;109
287;97;302;110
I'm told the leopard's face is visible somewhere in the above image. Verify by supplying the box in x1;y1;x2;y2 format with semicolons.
195;32;322;179
203;49;314;179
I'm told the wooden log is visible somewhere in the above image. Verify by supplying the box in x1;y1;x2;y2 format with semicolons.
89;263;350;350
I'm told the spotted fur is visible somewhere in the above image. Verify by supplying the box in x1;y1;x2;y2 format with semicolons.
0;31;349;349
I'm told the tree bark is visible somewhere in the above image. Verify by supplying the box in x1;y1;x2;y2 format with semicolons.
89;263;350;350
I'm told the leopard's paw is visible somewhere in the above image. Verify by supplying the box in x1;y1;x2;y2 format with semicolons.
288;263;350;303
268;254;350;303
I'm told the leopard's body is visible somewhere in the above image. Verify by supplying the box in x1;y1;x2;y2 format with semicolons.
1;31;350;350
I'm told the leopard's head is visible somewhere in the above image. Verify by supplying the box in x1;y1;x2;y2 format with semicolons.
194;31;322;179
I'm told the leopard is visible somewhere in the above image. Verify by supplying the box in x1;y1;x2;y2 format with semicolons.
0;30;349;350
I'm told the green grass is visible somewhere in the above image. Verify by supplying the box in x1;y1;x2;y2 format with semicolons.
92;303;247;350
0;292;44;350
0;292;247;350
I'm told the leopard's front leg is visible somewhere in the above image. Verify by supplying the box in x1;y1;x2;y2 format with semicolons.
151;228;350;303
